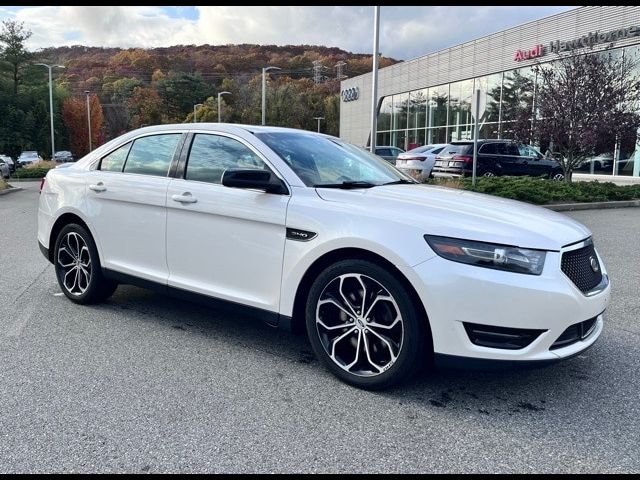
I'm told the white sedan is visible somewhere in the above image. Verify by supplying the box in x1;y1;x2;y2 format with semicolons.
395;143;448;180
37;124;610;389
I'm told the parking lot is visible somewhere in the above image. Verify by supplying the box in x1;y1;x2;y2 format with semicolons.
1;181;639;473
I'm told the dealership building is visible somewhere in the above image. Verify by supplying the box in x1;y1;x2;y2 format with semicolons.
340;5;640;178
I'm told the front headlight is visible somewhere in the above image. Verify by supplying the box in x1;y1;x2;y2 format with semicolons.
424;235;546;275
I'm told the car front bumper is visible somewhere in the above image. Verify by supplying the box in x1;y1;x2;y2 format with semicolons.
398;250;610;364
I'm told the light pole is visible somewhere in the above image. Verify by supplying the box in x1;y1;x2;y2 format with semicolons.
85;90;92;152
217;91;231;123
193;103;203;123
262;66;281;125
313;116;324;133
35;63;65;160
369;6;381;153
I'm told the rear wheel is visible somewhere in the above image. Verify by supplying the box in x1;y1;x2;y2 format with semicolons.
54;223;118;304
481;170;497;177
551;172;565;181
305;259;427;390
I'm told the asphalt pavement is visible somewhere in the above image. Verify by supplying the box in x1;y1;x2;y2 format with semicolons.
0;181;639;473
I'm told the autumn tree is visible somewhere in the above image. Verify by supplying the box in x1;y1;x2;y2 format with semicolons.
62;94;103;157
512;51;640;181
128;86;165;128
0;20;32;95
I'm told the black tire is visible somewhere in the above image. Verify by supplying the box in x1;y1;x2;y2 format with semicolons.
305;259;428;390
53;223;118;304
550;171;565;181
481;170;497;177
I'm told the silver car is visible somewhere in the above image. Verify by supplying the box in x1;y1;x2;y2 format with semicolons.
0;158;10;179
395;143;448;181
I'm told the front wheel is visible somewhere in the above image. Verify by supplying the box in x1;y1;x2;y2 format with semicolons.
305;259;428;390
54;223;118;304
550;172;565;181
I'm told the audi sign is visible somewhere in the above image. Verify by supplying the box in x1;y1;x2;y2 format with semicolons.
341;87;360;102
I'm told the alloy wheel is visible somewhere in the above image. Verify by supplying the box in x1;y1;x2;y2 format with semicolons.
482;171;496;177
315;273;404;377
57;231;92;296
552;173;565;181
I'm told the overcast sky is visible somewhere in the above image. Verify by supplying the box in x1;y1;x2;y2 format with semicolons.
0;6;576;60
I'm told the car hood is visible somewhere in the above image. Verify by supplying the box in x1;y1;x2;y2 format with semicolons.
315;184;591;251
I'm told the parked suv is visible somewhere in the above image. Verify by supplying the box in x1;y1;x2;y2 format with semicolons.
432;140;564;180
17;151;43;167
54;151;75;163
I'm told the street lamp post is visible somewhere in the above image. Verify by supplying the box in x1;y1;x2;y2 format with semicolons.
217;91;231;123
370;6;381;153
313;116;325;133
262;66;281;126
193;103;203;123
84;90;92;152
35;63;65;160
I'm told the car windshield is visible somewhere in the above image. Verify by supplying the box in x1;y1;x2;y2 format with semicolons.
255;131;410;187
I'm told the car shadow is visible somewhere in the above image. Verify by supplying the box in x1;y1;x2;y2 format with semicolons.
91;284;603;417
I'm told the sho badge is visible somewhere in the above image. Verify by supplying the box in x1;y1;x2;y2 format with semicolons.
286;228;317;242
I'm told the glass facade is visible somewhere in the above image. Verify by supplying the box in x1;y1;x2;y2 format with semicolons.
376;46;640;177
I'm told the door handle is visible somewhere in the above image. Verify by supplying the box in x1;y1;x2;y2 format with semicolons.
89;182;106;192
172;193;197;204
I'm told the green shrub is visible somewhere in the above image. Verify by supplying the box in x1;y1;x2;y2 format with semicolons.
12;167;51;179
425;176;640;205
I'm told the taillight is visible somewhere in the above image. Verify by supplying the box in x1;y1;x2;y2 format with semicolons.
453;155;473;164
39;178;45;193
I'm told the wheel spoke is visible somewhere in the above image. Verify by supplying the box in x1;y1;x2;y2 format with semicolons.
345;330;362;370
367;328;398;362
363;294;393;321
64;266;78;292
78;267;91;292
79;246;91;267
317;318;352;331
368;316;401;331
318;297;355;321
338;276;358;317
362;332;383;373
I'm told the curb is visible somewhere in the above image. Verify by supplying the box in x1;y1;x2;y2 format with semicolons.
545;199;640;212
0;187;22;196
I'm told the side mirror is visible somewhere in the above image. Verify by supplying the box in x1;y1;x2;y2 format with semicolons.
222;168;288;194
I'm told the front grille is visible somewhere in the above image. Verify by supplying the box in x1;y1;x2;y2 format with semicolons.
550;316;598;350
464;323;546;350
561;240;603;293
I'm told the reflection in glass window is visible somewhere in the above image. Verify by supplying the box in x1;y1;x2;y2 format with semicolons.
100;142;131;172
123;134;181;177
449;79;474;126
408;89;427;130
377;96;392;131
501;67;535;125
186;134;267;184
475;73;502;124
392;93;409;131
428;85;449;128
